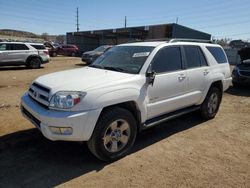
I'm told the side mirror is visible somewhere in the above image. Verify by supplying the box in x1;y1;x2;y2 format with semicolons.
146;64;156;85
243;59;250;64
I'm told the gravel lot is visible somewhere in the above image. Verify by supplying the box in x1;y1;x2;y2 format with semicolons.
0;56;249;187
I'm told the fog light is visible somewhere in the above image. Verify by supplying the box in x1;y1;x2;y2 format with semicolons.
49;126;73;135
49;126;61;134
60;127;73;135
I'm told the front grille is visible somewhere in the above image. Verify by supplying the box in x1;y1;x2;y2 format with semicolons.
28;82;50;107
21;106;41;128
33;82;50;93
239;70;250;77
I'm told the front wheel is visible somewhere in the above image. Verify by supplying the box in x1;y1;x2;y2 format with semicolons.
200;87;222;120
87;107;137;161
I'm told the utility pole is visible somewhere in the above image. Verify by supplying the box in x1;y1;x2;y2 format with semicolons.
176;17;179;24
76;7;79;32
125;16;127;28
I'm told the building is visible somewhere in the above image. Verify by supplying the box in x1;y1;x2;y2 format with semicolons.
66;23;211;53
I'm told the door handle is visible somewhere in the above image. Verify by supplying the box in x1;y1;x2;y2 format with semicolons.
203;69;209;75
178;74;186;81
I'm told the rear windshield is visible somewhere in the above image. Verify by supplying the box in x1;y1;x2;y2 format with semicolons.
206;46;227;64
31;45;45;50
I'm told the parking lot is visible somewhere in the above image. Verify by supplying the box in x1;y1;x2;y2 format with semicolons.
0;56;249;187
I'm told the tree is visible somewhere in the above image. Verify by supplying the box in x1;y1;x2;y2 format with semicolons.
213;38;231;47
56;35;65;44
41;32;49;41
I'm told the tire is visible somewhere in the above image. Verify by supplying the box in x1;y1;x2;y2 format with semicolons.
52;52;57;57
71;52;76;57
28;58;41;69
87;107;137;161
200;87;222;120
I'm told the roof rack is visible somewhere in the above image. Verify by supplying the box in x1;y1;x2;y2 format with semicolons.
169;38;212;43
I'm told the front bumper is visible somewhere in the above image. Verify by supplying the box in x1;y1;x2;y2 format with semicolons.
20;93;101;141
232;70;250;85
81;56;93;64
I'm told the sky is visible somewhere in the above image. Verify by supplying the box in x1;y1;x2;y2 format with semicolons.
0;0;250;40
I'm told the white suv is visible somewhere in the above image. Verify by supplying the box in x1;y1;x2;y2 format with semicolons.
0;42;49;68
21;39;232;161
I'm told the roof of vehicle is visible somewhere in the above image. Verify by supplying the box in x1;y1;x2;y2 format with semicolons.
119;41;166;47
28;43;44;45
119;40;221;48
0;41;29;44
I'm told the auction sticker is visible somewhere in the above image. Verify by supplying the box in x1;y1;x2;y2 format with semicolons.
133;52;150;57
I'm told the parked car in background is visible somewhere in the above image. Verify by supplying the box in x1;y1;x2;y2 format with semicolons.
57;44;79;56
232;47;250;86
44;42;60;57
29;43;50;62
0;42;49;68
82;45;113;64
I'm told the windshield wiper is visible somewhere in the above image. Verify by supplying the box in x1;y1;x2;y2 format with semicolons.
103;66;126;72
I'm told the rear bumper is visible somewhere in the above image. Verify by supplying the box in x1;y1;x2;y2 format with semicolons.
20;93;101;141
223;77;232;91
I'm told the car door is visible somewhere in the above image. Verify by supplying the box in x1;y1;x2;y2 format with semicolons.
183;45;210;105
10;43;30;63
0;43;8;64
147;46;188;119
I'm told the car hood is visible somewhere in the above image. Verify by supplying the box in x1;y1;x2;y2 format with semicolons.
83;51;102;56
237;62;250;70
35;67;135;93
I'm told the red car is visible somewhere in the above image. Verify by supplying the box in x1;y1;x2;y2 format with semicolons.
57;44;79;56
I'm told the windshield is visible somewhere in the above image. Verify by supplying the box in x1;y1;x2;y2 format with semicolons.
90;46;154;74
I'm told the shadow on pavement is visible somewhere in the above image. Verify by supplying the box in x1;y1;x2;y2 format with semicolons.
74;63;87;67
226;86;250;97
0;112;205;187
0;66;44;71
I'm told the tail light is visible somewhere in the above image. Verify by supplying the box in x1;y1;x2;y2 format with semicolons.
43;50;49;55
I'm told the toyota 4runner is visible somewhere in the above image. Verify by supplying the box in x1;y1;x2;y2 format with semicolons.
21;39;232;161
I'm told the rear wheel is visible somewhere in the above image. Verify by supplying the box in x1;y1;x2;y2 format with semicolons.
71;52;76;57
28;58;41;69
87;107;137;161
52;52;57;57
200;87;222;119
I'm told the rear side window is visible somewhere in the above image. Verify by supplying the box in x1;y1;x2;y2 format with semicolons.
31;45;45;50
152;47;182;73
184;46;208;68
12;44;29;50
0;43;7;51
206;46;227;64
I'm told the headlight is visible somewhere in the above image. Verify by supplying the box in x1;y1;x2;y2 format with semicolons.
49;91;86;109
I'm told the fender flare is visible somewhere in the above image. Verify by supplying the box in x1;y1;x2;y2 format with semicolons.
26;55;42;64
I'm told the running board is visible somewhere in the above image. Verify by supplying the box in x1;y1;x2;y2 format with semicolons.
142;106;200;129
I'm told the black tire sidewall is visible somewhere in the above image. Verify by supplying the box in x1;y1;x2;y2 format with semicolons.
29;58;41;69
88;108;137;161
201;87;222;119
52;52;57;57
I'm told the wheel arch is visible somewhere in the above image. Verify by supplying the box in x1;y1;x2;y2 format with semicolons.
99;101;142;132
26;55;42;64
199;79;223;104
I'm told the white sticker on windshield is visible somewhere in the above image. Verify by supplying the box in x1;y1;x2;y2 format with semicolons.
133;52;150;58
